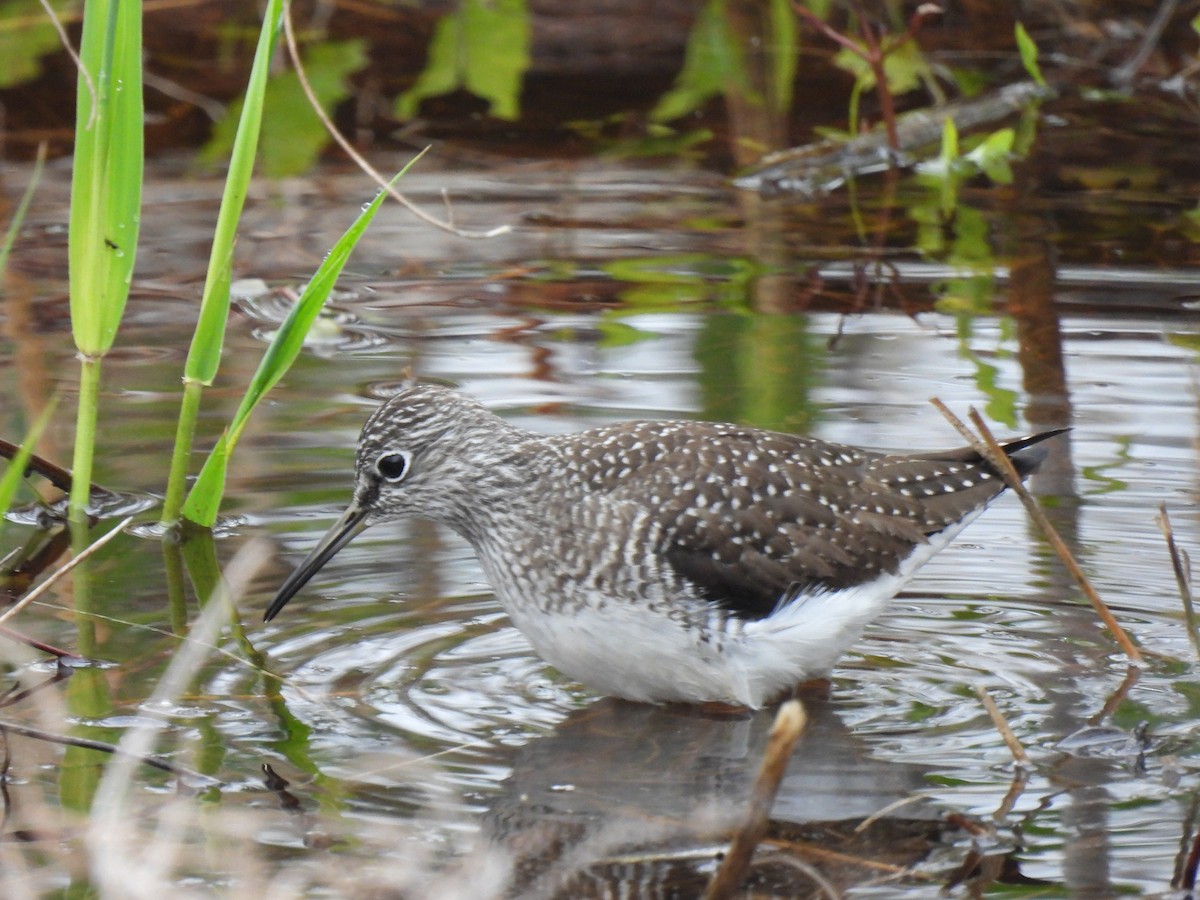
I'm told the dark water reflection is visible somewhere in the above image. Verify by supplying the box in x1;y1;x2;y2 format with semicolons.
1;132;1199;895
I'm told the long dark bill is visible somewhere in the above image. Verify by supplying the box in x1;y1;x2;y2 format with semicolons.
264;504;370;622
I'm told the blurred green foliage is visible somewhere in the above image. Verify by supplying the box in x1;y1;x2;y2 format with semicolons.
202;40;367;178
0;0;78;88
396;0;530;121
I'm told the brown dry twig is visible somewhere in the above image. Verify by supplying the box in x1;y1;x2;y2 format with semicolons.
0;437;103;497
929;399;1143;665
0;625;79;660
281;5;510;240
705;700;808;900
975;685;1031;769
1156;504;1199;659
0;516;133;628
0;719;212;783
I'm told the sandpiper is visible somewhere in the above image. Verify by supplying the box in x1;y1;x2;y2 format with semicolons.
266;384;1059;708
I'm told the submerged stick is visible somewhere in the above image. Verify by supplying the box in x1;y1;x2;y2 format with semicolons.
1156;504;1199;660
930;399;1143;664
0;719;211;782
0;516;133;628
704;700;807;900
0;436;105;496
975;686;1030;769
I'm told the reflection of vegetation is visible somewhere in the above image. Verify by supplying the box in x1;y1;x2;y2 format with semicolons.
602;254;761;309
902;56;1050;431
694;313;822;433
951;316;1019;429
1080;436;1132;495
395;0;530;121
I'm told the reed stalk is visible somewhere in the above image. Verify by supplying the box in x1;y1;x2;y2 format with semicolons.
160;0;284;528
67;0;143;520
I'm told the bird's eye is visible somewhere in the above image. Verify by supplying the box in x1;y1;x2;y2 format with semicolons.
376;451;410;482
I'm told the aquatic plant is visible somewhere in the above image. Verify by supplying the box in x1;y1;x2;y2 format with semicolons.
66;0;142;520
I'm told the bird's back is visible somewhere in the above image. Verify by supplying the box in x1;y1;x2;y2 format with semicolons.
536;420;1052;621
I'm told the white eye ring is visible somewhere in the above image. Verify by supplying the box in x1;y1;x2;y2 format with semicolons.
376;451;410;482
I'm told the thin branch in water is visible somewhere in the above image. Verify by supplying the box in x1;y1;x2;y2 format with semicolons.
992;765;1029;823
1172;792;1200;890
0;625;80;660
0;436;105;496
975;685;1031;769
929;398;1143;665
0;719;213;783
281;5;510;240
1089;664;1141;726
0;664;73;710
704;700;807;900
0;516;134;628
1156;503;1199;660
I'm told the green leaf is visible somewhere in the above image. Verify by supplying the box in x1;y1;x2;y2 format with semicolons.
67;0;143;358
259;41;367;176
0;398;57;529
0;143;45;280
939;116;959;168
651;0;744;122
181;156;425;527
1014;22;1046;87
187;0;284;387
396;0;530;121
0;0;78;89
767;0;797;113
966;127;1015;184
833;37;929;97
161;0;285;527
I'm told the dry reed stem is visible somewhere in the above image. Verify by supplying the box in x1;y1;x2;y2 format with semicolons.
1155;504;1200;659
929;398;1143;664
975;685;1031;769
281;5;510;240
0;516;132;628
704;700;807;900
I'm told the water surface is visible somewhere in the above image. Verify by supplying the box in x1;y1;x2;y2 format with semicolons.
2;124;1198;896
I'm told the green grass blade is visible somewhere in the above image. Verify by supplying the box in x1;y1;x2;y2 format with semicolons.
160;0;283;528
67;0;143;358
186;0;283;387
0;143;46;281
181;155;425;527
0;398;58;532
67;0;143;519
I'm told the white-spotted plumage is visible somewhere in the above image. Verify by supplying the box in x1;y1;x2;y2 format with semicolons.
266;384;1061;708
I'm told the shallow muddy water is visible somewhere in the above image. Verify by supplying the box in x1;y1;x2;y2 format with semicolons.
2;110;1200;897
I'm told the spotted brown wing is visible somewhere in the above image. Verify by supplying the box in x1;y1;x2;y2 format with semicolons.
593;424;1059;621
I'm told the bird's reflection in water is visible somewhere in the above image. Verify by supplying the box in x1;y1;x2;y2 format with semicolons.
486;691;959;898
